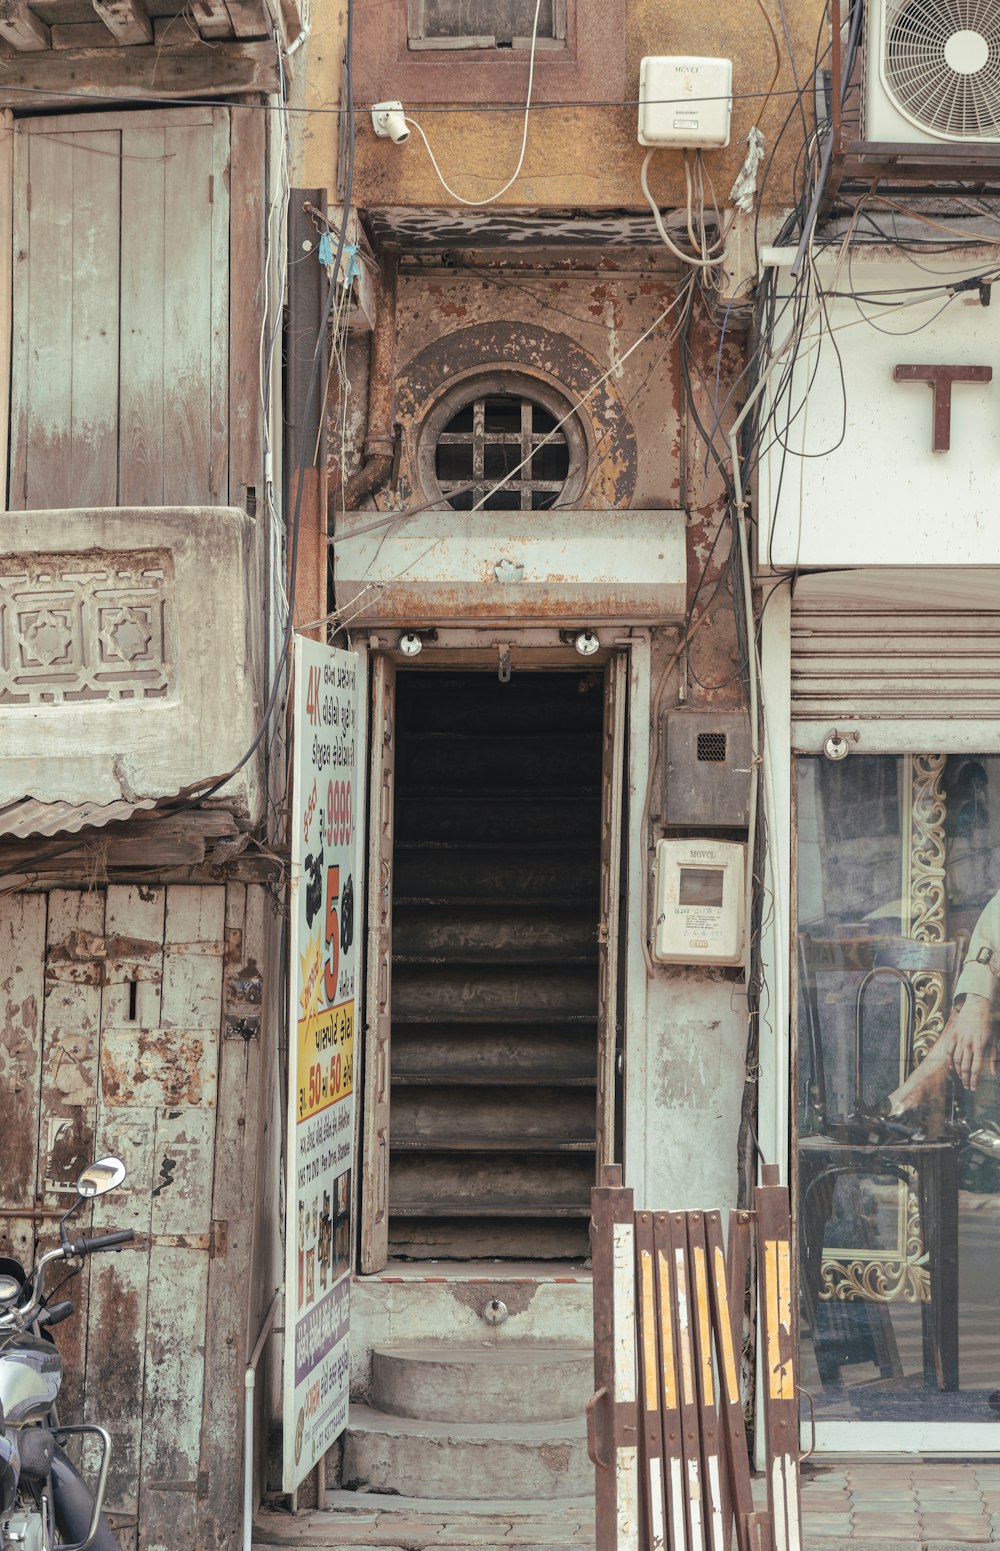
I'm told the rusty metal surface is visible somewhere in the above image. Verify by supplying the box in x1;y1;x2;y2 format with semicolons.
0;796;158;839
333;509;686;626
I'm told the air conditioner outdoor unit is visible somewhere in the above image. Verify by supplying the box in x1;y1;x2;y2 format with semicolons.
864;0;1000;144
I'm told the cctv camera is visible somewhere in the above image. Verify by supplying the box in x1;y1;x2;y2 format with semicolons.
371;101;410;144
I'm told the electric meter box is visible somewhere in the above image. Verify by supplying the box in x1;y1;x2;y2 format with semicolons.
664;710;752;827
638;55;733;148
652;838;746;966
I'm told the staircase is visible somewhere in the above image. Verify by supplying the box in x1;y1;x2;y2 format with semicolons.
340;1342;595;1500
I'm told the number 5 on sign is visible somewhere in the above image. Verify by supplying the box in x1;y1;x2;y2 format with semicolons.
325;865;340;1002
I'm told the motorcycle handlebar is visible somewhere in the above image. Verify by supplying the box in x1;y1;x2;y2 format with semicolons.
67;1230;134;1256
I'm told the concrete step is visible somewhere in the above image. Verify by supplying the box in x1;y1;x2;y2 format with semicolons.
341;1403;593;1500
371;1342;593;1422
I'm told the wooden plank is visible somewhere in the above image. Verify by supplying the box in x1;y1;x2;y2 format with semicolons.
687;1212;728;1551
652;1212;686;1551
69;128;120;506
12;124;72;507
8;116;26;508
756;1170;802;1551
38;889;105;1423
91;0;151;41
705;1209;754;1551
196;883;265;1549
190;0;230;37
103;884;166;1028
118;120;165;504
0;892;46;1202
208;108;230;502
361;656;395;1273
161;885;226;1028
0;38;279;109
0;110;12;511
588;1166;638;1551
160;121;219;504
138;885;224;1551
139;1244;209;1550
669;1210;707;1550
228;102;266;507
596;651;627;1170
634;1210;666;1551
223;0;269;35
0;0;50;50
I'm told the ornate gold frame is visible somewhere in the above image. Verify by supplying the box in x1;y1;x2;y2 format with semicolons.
818;753;946;1306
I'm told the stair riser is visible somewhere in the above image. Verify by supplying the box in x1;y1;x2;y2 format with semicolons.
372;1351;592;1422
342;1427;593;1500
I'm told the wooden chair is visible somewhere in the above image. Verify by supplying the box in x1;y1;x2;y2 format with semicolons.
797;932;965;1393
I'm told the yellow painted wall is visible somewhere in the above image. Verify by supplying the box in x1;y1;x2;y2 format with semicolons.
291;0;825;210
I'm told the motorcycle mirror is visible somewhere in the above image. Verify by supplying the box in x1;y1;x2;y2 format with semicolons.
75;1156;127;1199
0;1274;20;1304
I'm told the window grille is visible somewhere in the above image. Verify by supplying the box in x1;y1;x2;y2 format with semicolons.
408;0;567;50
434;393;572;512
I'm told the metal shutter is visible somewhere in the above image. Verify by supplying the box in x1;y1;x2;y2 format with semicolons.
790;570;1000;727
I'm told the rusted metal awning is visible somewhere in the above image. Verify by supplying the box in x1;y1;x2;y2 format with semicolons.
0;796;159;839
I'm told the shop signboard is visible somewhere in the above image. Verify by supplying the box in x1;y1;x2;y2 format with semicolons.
283;639;361;1491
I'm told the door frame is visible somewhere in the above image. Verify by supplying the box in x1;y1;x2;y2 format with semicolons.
355;628;652;1274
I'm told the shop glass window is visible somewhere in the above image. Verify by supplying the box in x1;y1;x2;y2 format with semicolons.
795;753;1000;1425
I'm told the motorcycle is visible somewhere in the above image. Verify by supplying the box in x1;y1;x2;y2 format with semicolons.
0;1157;134;1551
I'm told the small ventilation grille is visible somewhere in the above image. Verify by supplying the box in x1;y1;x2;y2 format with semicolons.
883;0;1000;140
697;732;728;763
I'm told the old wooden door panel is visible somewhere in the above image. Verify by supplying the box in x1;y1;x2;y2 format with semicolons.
160;115;230;506
361;655;396;1274
196;882;267;1550
596;651;627;1171
39;890;105;1421
1;879;256;1551
0;894;45;1273
9;108;230;510
11;126;121;509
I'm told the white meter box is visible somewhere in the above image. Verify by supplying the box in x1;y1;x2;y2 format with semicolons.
638;56;733;148
652;838;745;966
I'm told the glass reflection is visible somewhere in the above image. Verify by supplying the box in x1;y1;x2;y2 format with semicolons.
796;754;1000;1424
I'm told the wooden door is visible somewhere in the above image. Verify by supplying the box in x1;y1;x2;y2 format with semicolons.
360;656;396;1273
596;651;627;1170
0;883;266;1551
8;108;230;510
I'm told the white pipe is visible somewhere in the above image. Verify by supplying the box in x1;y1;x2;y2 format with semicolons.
244;1288;282;1551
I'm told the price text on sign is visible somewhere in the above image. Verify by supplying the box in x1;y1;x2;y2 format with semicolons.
297;1004;355;1121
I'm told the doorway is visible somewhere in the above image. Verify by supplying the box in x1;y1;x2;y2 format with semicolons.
361;664;626;1266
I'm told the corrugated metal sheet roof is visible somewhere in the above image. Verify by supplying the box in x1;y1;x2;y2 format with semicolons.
0;796;159;840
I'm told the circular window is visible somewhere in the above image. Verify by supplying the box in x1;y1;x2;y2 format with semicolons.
417;375;589;513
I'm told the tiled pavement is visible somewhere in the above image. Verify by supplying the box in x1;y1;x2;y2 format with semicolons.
255;1463;1000;1549
799;1459;1000;1548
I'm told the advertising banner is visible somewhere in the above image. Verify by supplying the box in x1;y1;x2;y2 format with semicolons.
283;640;361;1491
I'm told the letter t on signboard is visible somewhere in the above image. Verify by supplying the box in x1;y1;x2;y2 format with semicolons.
893;363;992;452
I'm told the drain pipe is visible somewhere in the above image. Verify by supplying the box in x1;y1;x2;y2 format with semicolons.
337;248;399;515
243;1287;282;1551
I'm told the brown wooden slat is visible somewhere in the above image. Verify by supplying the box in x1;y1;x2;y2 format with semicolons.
756;1167;802;1551
670;1210;707;1550
0;0;50;49
0;37;278;108
635;1210;667;1551
706;1208;754;1551
91;0;150;42
688;1211;729;1551
589;1167;639;1551
652;1211;686;1551
228;101;266;509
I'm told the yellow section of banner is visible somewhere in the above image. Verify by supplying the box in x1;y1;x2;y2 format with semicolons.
296;1001;355;1122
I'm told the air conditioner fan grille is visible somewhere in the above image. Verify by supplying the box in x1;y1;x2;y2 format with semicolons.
883;0;1000;140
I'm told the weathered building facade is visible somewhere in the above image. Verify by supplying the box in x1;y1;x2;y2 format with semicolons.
0;4;295;1545
283;0;823;1506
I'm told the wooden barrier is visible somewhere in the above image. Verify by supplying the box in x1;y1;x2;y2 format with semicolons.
588;1164;802;1551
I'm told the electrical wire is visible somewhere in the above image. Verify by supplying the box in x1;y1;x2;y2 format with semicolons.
403;0;542;206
